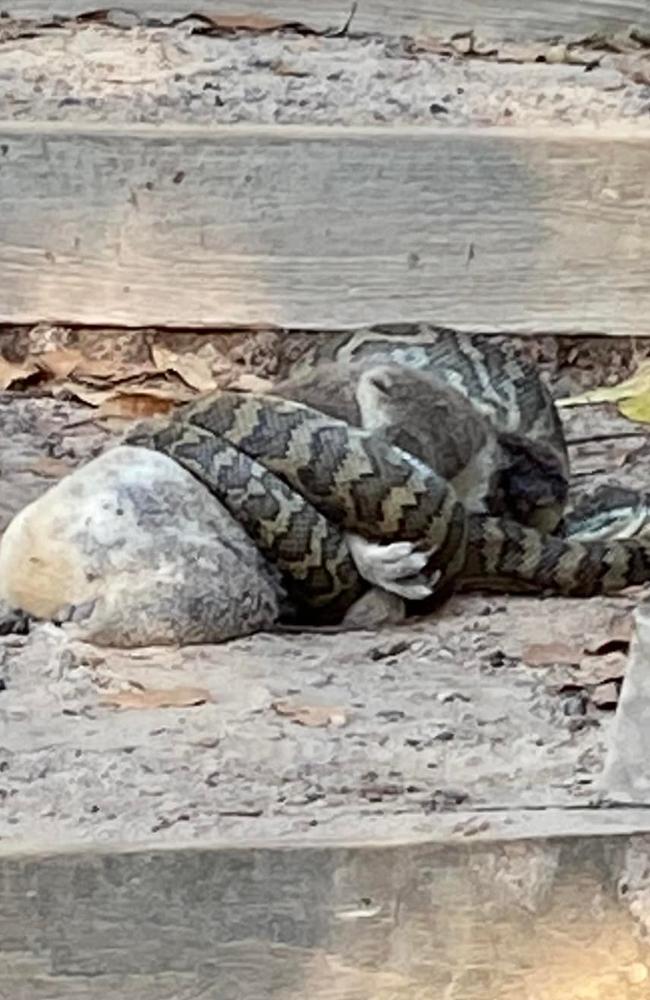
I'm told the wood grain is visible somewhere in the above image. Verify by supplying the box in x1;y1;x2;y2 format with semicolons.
5;0;650;39
1;122;649;334
602;603;650;801
1;834;650;998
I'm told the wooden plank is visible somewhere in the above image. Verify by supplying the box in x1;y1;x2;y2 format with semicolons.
2;834;650;999
1;121;650;334
5;0;650;40
602;602;650;802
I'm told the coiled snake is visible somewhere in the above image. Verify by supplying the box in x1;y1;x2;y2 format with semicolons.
124;324;650;622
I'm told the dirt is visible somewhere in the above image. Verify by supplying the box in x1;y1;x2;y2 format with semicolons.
1;377;648;847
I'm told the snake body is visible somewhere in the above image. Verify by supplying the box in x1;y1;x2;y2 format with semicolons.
125;324;650;620
125;391;467;619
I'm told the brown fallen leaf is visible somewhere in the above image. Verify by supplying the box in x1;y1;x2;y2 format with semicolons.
578;651;627;687
549;651;625;713
271;59;311;77
185;12;315;32
229;373;274;393
2;345;165;399
584;611;633;655
35;347;143;382
97;393;178;419
25;455;78;479
522;642;583;667
272;699;347;728
0;356;39;389
53;372;194;407
101;685;213;709
410;34;455;56
152;344;219;393
524;608;634;669
590;680;622;710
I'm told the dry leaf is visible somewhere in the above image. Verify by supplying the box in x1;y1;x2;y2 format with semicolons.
524;610;632;670
50;381;117;406
98;393;177;419
590;680;621;710
522;642;583;667
272;699;347;728
152;344;218;393
411;35;454;56
188;12;314;32
578;651;627;687
26;455;78;479
35;348;133;381
0;356;39;389
618;393;650;424
56;373;193;408
229;373;274;393
584;612;633;655
101;685;212;709
271;59;310;77
35;348;86;379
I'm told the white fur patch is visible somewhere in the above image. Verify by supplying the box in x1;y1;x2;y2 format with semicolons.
346;533;439;600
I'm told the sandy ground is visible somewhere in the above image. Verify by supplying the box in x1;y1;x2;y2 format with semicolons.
1;346;649;847
0;18;649;129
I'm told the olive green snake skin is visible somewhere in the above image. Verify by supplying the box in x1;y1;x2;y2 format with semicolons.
124;324;650;622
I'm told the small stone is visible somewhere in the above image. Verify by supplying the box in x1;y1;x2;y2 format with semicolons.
434;729;455;742
568;717;599;733
437;689;470;704
360;783;402;802
563;693;587;717
0;446;280;646
627;963;648;985
369;640;411;661
545;43;568;64
377;709;406;722
486;649;514;668
424;787;469;812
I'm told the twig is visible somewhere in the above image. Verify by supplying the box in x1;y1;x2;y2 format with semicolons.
330;1;359;38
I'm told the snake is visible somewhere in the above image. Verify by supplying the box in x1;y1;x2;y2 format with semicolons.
123;323;650;622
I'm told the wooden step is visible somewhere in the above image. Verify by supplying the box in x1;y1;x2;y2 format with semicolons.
0;17;648;333
4;0;650;41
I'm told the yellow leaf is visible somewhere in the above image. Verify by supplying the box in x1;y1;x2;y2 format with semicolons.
557;361;650;407
618;391;650;424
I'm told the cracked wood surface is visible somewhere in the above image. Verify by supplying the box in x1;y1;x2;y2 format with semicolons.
1;123;649;333
4;0;650;39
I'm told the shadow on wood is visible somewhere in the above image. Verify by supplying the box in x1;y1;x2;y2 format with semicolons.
2;835;650;998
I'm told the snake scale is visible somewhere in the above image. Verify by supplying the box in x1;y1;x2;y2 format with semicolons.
124;323;650;622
